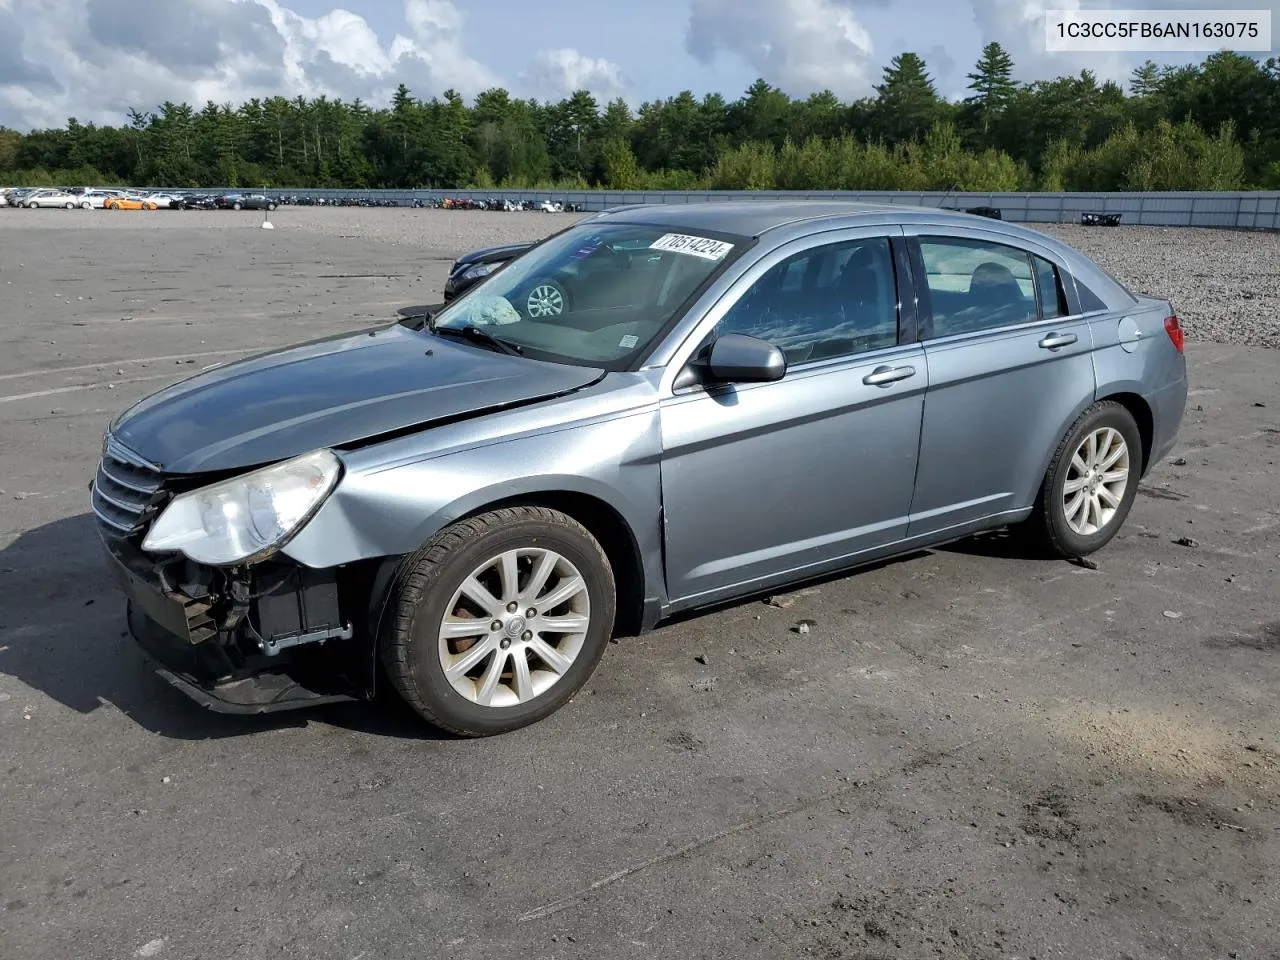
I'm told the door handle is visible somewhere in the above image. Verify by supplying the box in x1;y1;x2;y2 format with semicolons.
1038;332;1078;350
863;364;916;386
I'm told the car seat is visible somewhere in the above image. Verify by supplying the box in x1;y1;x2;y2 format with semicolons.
964;261;1027;328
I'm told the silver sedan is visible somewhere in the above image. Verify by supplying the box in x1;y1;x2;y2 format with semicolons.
93;201;1188;735
20;189;91;209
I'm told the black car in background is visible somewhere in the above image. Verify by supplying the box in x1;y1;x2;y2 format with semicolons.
181;194;218;210
214;193;277;211
442;241;535;301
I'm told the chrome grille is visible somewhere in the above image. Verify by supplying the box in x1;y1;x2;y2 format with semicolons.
91;438;167;538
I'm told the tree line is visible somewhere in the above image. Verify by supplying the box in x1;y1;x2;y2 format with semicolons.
2;46;1278;192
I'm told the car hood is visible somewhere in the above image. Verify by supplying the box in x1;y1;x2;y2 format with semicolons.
457;241;535;266
110;323;604;475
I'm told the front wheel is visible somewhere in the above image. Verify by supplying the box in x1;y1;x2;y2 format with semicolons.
65;202;75;209
380;506;616;736
80;201;91;209
1018;400;1142;558
232;202;241;211
522;278;568;319
267;203;276;211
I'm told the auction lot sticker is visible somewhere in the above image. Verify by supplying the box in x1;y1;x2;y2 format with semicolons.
650;233;735;260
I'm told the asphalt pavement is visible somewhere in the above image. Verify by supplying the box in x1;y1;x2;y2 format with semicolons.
1;213;1278;960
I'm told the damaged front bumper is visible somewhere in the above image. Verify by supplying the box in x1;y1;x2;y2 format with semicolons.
102;535;372;714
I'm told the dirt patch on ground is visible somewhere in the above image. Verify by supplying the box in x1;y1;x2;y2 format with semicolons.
1133;793;1255;835
791;890;1012;960
1205;621;1280;652
1046;705;1279;792
1021;789;1081;842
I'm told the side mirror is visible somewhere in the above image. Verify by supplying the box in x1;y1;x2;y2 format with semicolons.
706;333;787;383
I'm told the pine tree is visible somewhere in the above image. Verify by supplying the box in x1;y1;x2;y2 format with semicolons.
872;53;939;143
1130;60;1161;97
966;43;1017;112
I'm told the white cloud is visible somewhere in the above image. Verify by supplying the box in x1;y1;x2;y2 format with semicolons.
0;0;618;130
964;0;1280;89
522;49;628;103
686;0;878;99
964;0;1130;85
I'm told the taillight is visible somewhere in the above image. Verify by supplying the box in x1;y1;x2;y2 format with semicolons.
1163;315;1185;354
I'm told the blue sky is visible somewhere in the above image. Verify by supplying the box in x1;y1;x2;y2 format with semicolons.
0;0;1275;130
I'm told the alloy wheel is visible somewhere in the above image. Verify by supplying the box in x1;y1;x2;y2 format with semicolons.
437;547;590;708
1062;427;1130;536
525;284;565;318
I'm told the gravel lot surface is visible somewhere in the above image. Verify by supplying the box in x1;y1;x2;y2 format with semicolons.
1046;223;1280;350
1;209;1278;960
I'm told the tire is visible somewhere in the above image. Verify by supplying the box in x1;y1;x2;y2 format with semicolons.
267;203;276;211
80;201;91;209
522;278;569;319
1018;400;1142;558
65;202;75;209
380;506;616;736
232;202;242;211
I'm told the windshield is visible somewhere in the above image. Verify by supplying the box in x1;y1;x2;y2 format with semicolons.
430;221;749;367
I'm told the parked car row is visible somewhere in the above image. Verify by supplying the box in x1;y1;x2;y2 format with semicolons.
274;195;585;212
1;186;586;214
0;186;279;211
275;195;420;207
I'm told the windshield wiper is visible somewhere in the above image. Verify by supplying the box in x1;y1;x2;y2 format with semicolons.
433;324;524;356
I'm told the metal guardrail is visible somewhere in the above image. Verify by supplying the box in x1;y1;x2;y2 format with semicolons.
201;189;1280;230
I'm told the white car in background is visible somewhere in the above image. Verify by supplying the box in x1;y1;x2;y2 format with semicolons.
22;189;91;209
81;189;125;209
144;192;184;210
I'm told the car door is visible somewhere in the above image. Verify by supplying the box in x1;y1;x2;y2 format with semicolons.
658;228;927;607
903;227;1098;539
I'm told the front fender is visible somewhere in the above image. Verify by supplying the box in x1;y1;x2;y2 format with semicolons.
281;409;665;597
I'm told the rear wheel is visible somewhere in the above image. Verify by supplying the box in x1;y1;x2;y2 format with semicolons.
380;506;615;736
64;202;75;209
80;201;91;209
1018;400;1142;558
232;202;242;211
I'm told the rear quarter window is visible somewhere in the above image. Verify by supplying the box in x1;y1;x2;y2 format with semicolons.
1033;255;1067;319
1076;282;1110;313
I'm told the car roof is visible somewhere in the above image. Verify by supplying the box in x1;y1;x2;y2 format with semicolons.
595;200;917;236
593;199;1054;242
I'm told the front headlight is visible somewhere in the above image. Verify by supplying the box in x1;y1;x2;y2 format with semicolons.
461;260;502;281
142;449;342;566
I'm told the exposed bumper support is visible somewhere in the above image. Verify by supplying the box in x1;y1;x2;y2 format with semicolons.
104;537;368;715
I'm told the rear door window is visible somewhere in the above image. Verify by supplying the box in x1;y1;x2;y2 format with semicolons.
918;237;1038;337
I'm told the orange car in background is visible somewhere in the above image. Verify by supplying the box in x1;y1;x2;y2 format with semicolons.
104;194;158;210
